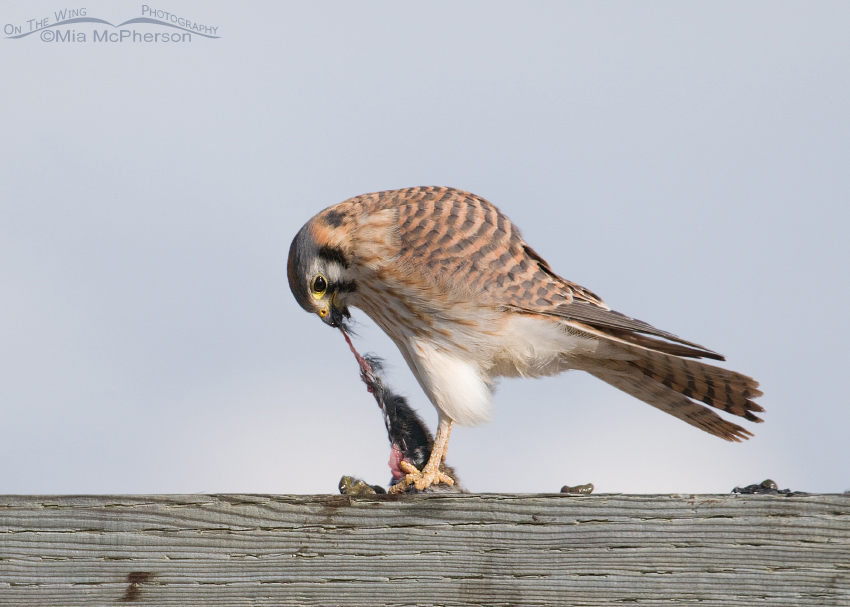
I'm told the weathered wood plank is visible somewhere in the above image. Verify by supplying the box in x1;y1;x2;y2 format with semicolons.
0;493;848;606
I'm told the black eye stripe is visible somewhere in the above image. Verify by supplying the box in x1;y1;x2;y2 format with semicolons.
317;246;349;269
335;280;357;294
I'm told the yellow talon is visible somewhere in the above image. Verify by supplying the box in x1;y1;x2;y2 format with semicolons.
388;460;454;494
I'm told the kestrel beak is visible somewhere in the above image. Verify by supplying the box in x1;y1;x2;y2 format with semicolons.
321;293;350;329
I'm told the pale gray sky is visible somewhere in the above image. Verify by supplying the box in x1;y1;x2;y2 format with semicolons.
1;1;848;495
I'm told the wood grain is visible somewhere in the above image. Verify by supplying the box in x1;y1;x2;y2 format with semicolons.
1;493;848;606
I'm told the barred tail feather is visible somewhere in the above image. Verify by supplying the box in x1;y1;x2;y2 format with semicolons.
587;368;754;441
570;329;764;440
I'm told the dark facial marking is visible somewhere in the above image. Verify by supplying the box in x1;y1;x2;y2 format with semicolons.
324;210;346;227
318;245;349;269
335;279;358;295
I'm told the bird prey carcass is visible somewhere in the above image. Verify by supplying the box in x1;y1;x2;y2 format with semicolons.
288;187;764;491
338;335;462;494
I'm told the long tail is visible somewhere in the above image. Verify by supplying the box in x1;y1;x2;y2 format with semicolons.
581;337;763;442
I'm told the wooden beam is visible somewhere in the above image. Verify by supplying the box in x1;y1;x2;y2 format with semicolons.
1;493;848;605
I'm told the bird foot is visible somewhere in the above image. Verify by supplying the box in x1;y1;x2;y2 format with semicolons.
389;460;455;494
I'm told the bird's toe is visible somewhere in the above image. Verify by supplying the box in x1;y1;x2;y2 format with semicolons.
388;460;455;494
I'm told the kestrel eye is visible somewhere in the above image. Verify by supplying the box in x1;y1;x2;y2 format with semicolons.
312;274;327;296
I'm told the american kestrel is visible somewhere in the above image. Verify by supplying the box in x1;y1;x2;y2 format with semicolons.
288;187;763;491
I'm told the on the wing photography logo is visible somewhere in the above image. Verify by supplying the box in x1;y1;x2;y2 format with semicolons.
4;6;219;43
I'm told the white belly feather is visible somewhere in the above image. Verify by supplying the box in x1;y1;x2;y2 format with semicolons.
398;314;601;427
406;338;494;426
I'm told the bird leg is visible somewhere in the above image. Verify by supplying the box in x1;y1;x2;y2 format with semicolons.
389;418;455;493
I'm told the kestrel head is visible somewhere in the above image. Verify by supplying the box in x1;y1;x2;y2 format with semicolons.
287;211;356;329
